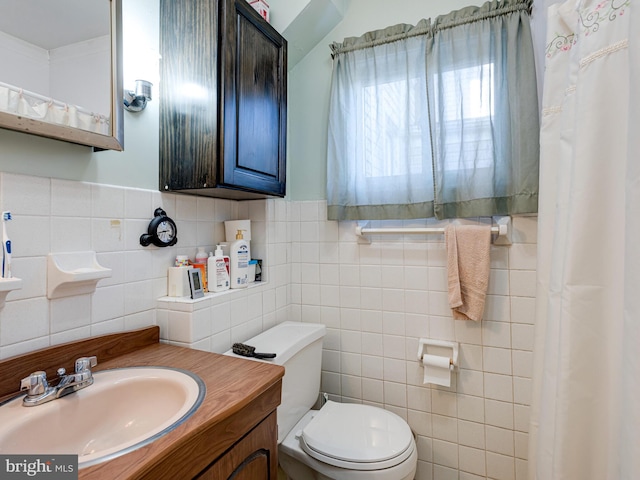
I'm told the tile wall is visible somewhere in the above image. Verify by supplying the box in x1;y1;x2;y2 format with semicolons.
288;201;537;480
0;172;288;361
0;172;538;480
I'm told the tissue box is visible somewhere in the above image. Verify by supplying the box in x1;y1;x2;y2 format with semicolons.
248;0;269;22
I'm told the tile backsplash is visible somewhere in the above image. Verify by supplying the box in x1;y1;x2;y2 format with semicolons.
0;172;537;480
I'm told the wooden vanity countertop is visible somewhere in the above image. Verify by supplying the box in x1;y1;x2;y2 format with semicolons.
0;326;284;480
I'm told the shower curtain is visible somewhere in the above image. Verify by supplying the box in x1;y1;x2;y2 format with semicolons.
529;0;640;478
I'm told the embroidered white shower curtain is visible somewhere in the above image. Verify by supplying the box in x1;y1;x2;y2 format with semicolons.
529;0;640;478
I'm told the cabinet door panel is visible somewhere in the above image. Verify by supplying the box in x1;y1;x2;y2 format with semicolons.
160;0;218;191
197;411;278;480
220;0;287;196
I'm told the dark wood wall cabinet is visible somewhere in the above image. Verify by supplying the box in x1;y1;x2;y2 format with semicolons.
160;0;287;199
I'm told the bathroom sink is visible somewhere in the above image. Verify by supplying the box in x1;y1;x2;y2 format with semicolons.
0;366;205;468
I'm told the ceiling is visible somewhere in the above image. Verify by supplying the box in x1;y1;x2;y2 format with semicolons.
0;0;109;50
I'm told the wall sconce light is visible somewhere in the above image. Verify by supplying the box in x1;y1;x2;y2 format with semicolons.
123;79;153;112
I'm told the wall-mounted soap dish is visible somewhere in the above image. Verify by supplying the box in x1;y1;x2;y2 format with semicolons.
0;277;22;307
47;252;112;299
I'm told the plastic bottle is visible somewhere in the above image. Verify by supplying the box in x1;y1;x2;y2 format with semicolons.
195;247;208;264
208;246;230;292
229;230;249;289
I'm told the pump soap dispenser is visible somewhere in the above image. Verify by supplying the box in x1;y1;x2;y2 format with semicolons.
230;230;249;289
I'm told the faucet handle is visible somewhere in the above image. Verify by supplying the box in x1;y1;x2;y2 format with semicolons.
20;371;49;397
75;356;97;374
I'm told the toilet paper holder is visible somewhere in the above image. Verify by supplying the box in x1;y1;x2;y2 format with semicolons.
417;339;459;370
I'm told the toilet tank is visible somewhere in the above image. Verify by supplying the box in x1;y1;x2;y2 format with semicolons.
224;321;326;443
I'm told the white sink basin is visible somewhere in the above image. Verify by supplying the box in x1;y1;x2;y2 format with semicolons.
0;366;205;468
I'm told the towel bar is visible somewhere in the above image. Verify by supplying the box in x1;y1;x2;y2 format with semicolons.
355;216;511;245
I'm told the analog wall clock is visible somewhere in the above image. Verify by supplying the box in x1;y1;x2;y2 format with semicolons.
140;208;178;247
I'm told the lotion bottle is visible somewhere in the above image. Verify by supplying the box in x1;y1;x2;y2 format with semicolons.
230;230;249;289
208;246;230;292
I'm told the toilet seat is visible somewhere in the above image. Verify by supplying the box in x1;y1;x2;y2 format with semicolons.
299;401;414;471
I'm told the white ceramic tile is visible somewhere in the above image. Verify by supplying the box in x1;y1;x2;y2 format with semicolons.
487;269;510;296
484;373;513;402
195;197;216;222
484;294;511;322
509;243;537;271
320;285;340;307
341;374;362;399
457;369;484;397
230;297;249;327
383;357;406;383
483;347;512;375
210;330;232;353
358;242;381;265
486;451;515;480
51;217;91;253
92;218;125;253
300;201;319;221
124;310;155;330
510;296;536;324
10;215;50;257
341;352;361;376
91;285;125;323
428;291;450;317
485;399;514;430
339;286;360;309
432;464;458;480
511;216;538;244
175;195;198;221
427;267;447;292
360;287;383;311
124;188;153;220
403;243;429;266
382;288;404;312
95;252;125;286
0;298;49;345
362;377;384;403
51;326;91;345
91;317;125;337
431;389;457;417
404;266;429;291
1;336;49;359
320;306;340;328
9;256;46;300
51;179;91;217
459;344;483;371
300;221;319;243
405;313;429;338
514;431;529;460
512;350;533;379
321;371;341;396
458;420;485;449
486;425;515;456
50;294;91;333
124;280;154;315
361;309;383;333
458;394;485;423
338;242;359;264
339;264;360;286
383;334;405;360
509;270;537;298
511;323;535;351
340;308;360;331
407;385;430;411
407;409;432;437
2;173;50;215
459;445;486;477
432;414;458;443
319;264;339;286
416;435;433;463
483;321;512;348
123;250;154;283
322;348;340;372
405;290;429;315
513;377;532;406
432;439;459;469
454;319;483;345
516;458;529;480
91;184;125;218
340;329;361;353
361;354;383;379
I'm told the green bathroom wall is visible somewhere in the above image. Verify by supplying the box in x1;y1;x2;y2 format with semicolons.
0;0;482;197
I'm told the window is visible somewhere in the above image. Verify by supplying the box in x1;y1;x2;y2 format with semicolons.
327;0;539;221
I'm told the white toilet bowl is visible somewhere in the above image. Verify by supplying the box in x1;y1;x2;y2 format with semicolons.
279;401;417;480
224;322;418;480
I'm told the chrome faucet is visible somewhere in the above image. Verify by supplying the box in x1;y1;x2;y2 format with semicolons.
19;356;97;407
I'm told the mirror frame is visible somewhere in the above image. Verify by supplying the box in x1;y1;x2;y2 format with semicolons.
0;0;124;151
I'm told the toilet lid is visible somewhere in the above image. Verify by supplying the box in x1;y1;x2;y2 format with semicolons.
300;401;414;470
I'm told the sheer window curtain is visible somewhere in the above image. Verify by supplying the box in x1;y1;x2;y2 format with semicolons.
326;0;539;221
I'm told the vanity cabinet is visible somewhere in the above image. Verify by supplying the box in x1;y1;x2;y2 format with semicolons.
160;0;287;200
196;411;277;479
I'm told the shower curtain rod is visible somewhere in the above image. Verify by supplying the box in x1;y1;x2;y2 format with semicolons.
355;215;512;245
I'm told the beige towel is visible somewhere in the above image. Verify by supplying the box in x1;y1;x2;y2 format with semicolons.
444;224;492;321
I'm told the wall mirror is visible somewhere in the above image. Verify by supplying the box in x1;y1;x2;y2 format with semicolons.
0;0;124;151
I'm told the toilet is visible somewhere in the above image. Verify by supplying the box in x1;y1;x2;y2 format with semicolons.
225;321;418;480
